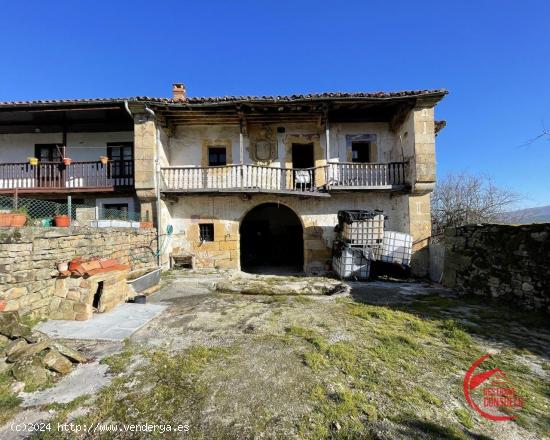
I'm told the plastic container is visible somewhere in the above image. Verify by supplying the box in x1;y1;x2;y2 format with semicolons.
332;243;371;280
379;231;412;266
340;214;385;247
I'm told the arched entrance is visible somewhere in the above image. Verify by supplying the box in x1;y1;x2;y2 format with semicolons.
240;203;304;273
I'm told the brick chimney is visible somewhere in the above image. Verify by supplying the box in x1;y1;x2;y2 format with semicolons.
172;83;186;101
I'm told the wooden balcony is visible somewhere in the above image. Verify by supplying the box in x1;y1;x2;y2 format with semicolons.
161;162;408;195
0;160;134;194
325;162;407;190
161;164;326;196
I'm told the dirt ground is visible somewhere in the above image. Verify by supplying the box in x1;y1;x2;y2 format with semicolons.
1;270;549;440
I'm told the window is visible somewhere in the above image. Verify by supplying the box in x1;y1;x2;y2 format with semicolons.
107;143;133;178
208;147;227;166
103;203;128;213
199;223;214;242
351;142;371;163
35;144;62;162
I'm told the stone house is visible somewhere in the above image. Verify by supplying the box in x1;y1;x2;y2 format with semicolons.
0;99;140;215
0;85;447;276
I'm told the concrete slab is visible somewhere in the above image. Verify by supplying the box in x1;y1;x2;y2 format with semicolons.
35;303;166;341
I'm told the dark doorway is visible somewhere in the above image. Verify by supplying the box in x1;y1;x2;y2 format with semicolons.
351;141;371;163
92;281;104;310
35;144;63;187
240;203;303;273
292;143;315;190
292;143;314;168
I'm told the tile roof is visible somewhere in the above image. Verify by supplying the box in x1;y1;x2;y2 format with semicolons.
143;89;448;105
0;89;447;108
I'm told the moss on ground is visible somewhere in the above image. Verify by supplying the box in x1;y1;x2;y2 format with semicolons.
0;372;22;426
20;283;550;440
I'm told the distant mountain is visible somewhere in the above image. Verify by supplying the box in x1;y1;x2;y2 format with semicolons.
501;205;550;224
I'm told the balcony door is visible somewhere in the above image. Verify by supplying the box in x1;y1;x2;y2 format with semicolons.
291;143;314;189
35;144;63;188
107;143;134;186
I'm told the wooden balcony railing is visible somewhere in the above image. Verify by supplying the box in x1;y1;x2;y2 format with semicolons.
325;162;407;189
0;160;134;192
161;164;321;194
161;162;407;194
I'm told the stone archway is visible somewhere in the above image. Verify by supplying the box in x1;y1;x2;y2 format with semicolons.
240;203;303;273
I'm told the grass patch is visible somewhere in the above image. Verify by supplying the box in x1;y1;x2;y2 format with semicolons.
0;372;22;426
454;407;473;429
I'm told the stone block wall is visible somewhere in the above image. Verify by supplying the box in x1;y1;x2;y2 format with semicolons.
443;223;550;312
0;227;157;317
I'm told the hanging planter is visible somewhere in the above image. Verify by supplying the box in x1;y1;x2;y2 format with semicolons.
28;157;38;166
62;157;72;166
54;215;71;227
99;156;109;165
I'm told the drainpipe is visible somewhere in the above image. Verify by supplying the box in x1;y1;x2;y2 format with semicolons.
144;105;163;268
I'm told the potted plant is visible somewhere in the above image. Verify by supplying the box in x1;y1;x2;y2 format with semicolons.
62;157;72;166
54;214;71;227
10;208;28;227
0;299;6;312
28;157;38;166
0;212;12;227
99;156;109;165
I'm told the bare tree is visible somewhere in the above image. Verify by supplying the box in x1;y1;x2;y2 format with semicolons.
522;123;550;147
431;173;521;235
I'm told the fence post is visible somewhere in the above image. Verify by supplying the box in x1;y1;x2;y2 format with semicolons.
67;195;72;224
95;205;99;222
14;188;18;210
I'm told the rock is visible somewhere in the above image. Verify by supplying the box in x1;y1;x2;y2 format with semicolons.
0;359;11;374
51;342;87;363
43;349;73;374
11;357;49;389
0;312;31;339
0;334;9;348
7;339;51;363
5;338;28;357
11;381;25;394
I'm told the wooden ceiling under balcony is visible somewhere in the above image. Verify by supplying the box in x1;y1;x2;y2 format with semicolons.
153;100;416;127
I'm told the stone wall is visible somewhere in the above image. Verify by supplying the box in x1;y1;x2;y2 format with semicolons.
165;192;412;273
443;223;550;312
0;227;157;317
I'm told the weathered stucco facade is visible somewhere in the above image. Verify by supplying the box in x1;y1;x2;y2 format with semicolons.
143;87;446;275
0;87;446;278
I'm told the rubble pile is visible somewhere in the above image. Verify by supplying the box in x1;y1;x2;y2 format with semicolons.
0;311;87;389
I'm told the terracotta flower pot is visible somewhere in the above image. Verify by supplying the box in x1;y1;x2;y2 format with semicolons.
0;213;13;227
63;158;72;166
140;221;153;229
0;299;6;312
10;214;27;227
54;215;71;227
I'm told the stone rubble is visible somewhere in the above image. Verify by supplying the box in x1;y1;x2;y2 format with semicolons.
0;311;87;390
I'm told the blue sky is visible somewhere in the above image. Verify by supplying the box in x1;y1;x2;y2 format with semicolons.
1;1;549;208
